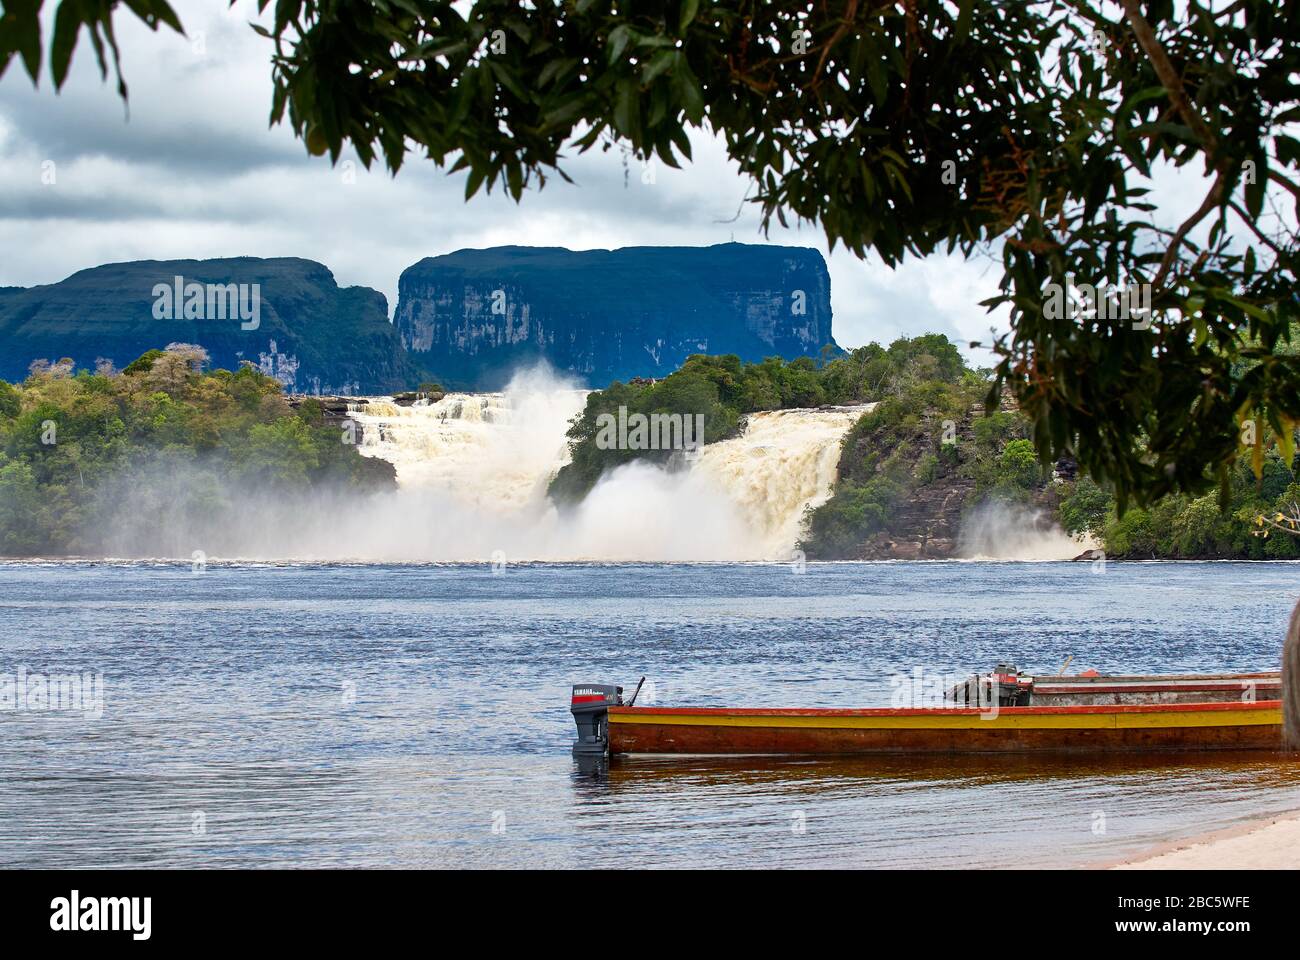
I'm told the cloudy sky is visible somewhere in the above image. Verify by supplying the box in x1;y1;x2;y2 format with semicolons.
0;1;1218;357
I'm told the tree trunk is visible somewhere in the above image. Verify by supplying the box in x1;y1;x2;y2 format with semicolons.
1285;597;1300;748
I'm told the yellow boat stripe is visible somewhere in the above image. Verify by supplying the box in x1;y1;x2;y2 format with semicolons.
607;707;1281;731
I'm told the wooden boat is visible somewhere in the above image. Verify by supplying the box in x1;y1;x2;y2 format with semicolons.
570;670;1287;756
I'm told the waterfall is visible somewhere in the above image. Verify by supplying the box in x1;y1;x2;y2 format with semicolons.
349;386;588;514
694;406;869;555
344;370;870;561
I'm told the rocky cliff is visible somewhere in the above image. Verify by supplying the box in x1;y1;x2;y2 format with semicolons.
845;395;1062;560
852;404;983;560
0;258;415;394
394;243;838;388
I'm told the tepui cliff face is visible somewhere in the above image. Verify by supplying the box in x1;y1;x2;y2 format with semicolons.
0;258;415;394
0;245;839;393
395;243;838;388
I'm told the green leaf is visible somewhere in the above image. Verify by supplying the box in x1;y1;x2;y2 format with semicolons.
537;57;576;88
668;124;692;161
607;25;633;64
50;2;82;89
642;49;675;86
954;0;973;43
13;0;42;83
464;164;486;200
866;54;886;105
613;77;639;137
1276;419;1297;468
488;59;527;100
539;92;591;132
672;60;704;123
655;134;681;169
679;0;700;35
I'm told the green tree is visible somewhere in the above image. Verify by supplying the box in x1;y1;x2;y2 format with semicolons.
122;349;166;376
1057;476;1113;539
0;380;20;419
0;354;394;554
0;459;47;555
1104;507;1157;558
1172;495;1227;557
237;418;321;487
995;440;1042;492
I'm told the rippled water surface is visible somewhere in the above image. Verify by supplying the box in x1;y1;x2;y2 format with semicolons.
2;560;1298;868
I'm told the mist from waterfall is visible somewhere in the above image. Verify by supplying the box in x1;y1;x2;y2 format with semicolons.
330;366;867;562
956;500;1097;561
84;365;865;561
84;363;1098;563
351;368;589;515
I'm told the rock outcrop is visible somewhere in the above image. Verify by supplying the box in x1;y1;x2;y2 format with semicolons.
847;393;1043;560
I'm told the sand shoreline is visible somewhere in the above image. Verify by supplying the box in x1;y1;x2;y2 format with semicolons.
1105;809;1300;869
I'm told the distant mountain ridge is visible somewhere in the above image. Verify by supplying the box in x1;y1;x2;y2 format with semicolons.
0;257;414;394
396;243;837;388
0;244;838;392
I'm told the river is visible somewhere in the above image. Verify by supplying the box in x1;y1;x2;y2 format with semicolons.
1;559;1297;868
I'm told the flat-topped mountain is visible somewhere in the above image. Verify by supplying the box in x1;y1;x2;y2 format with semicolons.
0;244;839;392
395;243;838;388
0;258;415;394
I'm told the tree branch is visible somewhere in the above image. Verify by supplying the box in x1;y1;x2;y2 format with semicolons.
1153;171;1226;291
803;0;861;93
1268;169;1300;204
1229;199;1288;258
1120;0;1219;156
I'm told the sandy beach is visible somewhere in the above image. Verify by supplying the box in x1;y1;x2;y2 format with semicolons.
1111;811;1300;869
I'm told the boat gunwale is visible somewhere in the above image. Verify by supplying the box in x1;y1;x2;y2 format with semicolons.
1030;671;1277;681
1030;681;1279;695
1031;671;1277;682
609;699;1282;720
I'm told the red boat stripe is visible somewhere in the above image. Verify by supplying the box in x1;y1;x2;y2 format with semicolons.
1035;683;1279;694
608;699;1281;718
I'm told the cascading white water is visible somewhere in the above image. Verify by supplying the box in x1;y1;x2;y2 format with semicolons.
350;386;589;513
694;406;870;555
345;369;870;561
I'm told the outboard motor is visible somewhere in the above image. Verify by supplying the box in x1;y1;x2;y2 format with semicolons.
991;663;1033;706
570;683;621;755
947;663;1033;707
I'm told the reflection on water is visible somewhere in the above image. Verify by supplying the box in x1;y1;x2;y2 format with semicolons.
562;752;1300;868
1;560;1298;868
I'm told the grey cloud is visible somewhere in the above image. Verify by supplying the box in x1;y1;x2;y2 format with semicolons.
0;4;299;176
0;0;1012;354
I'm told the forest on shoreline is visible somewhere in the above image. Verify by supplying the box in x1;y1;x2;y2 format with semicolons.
3;337;1299;560
0;346;394;556
553;337;1300;561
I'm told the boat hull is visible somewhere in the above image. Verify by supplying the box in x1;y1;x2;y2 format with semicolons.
607;701;1285;755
